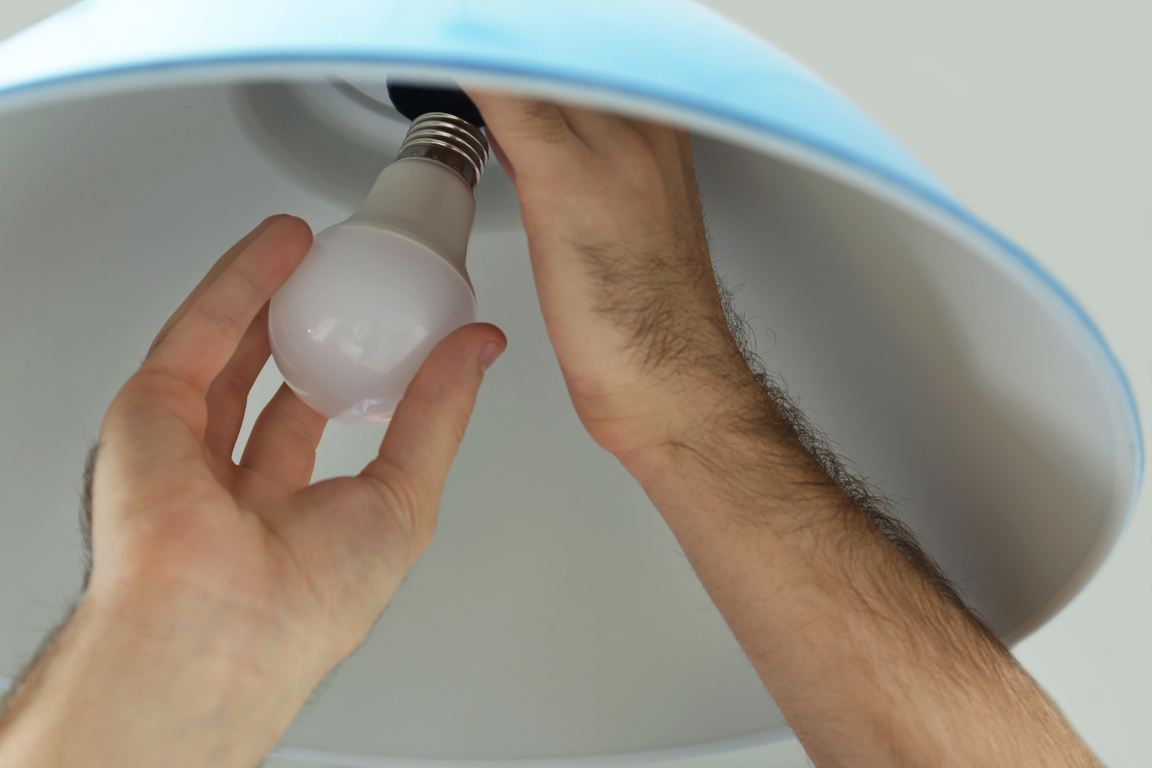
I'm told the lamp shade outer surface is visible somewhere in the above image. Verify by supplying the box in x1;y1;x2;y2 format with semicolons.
0;0;943;198
0;0;1143;765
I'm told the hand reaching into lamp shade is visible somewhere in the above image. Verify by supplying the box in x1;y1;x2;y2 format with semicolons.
463;94;753;468
0;215;505;767
468;90;1103;768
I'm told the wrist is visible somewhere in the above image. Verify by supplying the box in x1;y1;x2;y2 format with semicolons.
614;364;797;490
0;593;320;768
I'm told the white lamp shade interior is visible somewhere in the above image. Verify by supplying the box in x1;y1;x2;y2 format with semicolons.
0;67;1139;764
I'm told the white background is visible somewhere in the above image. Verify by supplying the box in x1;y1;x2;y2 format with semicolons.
1;1;1148;766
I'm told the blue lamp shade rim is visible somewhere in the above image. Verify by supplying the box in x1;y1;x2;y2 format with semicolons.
0;46;1143;768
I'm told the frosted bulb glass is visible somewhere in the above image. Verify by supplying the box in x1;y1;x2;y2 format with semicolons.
269;226;475;424
269;112;488;425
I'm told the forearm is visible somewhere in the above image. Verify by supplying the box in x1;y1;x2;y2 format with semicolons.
0;593;319;768
465;92;1096;765
623;381;1100;768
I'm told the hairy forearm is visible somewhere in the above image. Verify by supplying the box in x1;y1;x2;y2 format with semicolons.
0;592;318;768
623;379;1100;768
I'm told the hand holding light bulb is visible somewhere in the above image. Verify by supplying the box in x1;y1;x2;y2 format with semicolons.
0;210;505;768
270;112;489;424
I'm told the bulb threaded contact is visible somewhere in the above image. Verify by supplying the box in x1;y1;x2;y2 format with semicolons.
397;112;489;189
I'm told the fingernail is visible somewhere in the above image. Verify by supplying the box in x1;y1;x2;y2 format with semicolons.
480;342;504;371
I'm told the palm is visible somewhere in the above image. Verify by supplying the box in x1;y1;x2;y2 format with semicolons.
86;215;502;672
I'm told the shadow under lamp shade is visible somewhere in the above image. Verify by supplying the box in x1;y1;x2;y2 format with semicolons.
0;0;1142;764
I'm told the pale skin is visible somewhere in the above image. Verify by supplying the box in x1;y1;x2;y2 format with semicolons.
0;93;1101;768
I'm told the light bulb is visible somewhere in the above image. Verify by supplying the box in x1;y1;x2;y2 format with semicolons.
269;112;488;425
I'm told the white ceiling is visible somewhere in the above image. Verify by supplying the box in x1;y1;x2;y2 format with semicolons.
1;2;1149;767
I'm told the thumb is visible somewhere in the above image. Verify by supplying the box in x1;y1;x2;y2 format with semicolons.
358;322;506;556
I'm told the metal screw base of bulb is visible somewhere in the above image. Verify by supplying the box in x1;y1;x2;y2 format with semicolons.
397;113;489;189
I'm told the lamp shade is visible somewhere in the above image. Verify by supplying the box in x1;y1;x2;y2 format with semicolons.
0;0;1141;763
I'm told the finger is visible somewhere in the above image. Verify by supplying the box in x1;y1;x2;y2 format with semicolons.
624;118;682;151
672;129;699;185
145;215;312;394
150;215;286;355
676;128;695;166
359;322;506;556
202;303;272;460
527;103;676;165
239;383;327;492
468;91;574;145
673;130;708;229
559;109;692;198
585;114;684;172
486;131;517;185
464;90;589;180
556;104;643;149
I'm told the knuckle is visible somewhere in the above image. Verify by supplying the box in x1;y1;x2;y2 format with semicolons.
269;406;321;450
215;362;250;397
194;301;246;342
522;104;570;144
410;386;475;447
237;263;274;305
110;368;208;431
622;129;661;164
449;406;471;445
359;471;431;554
203;431;235;459
146;326;172;359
